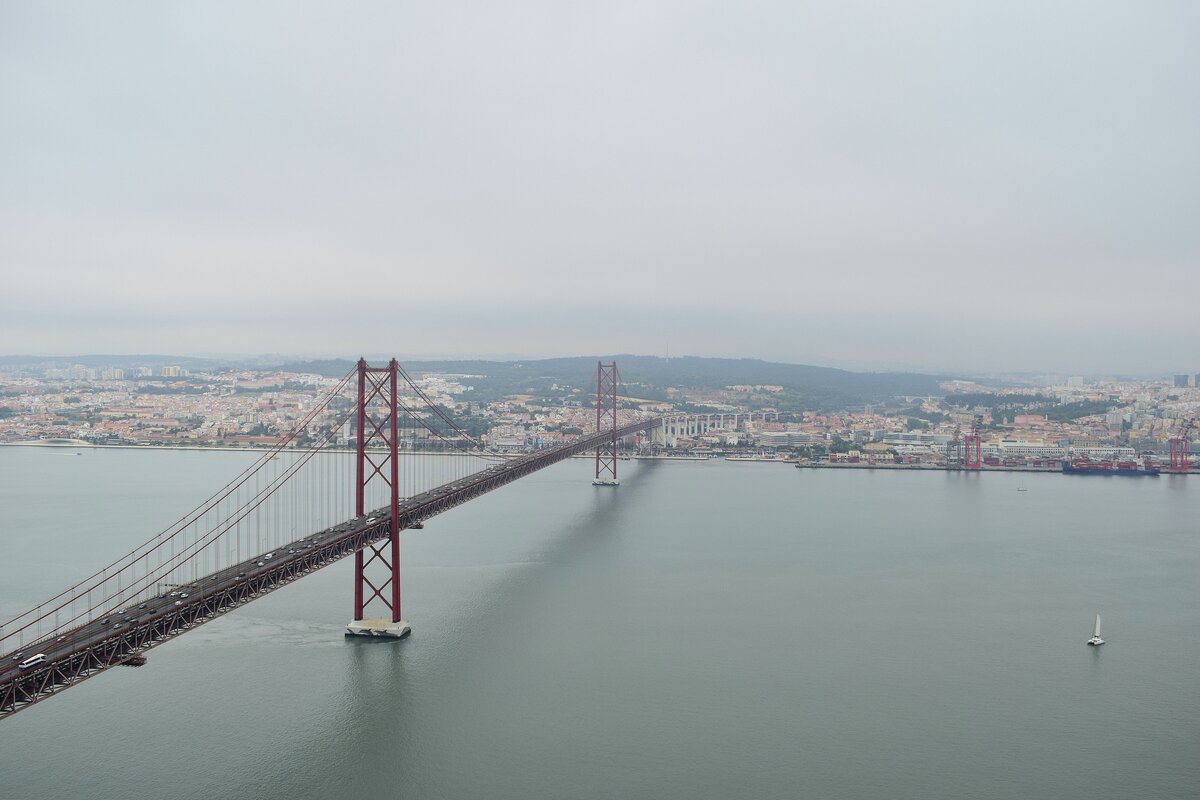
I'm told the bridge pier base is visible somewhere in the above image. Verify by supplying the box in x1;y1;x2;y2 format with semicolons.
345;618;411;639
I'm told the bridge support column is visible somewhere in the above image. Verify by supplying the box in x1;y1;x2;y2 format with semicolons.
347;358;410;639
593;361;620;486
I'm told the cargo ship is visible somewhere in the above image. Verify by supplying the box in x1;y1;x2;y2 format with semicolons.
1062;458;1160;477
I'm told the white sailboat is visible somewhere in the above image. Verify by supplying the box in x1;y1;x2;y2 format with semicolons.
1086;613;1104;646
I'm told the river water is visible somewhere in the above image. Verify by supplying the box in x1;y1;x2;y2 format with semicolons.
0;446;1197;799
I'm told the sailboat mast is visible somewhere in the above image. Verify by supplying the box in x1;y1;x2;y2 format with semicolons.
1094;614;1101;638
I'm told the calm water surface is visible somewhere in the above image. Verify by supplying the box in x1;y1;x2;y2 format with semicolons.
1;447;1197;799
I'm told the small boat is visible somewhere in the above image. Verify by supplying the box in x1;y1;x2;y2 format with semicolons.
1086;613;1104;646
1017;486;1027;492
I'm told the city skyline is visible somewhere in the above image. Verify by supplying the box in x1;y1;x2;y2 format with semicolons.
4;352;1198;469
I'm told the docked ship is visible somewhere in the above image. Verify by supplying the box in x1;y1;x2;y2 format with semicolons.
1062;457;1160;477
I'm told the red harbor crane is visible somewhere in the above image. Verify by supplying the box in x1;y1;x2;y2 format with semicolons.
1168;418;1195;472
963;415;983;469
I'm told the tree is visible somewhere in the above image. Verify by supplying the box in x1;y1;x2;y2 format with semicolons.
829;437;853;453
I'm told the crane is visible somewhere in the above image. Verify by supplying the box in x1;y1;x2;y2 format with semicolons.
1168;417;1195;472
948;424;962;466
963;415;983;469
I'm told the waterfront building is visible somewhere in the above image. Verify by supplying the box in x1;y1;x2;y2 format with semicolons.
985;440;1067;459
882;432;953;447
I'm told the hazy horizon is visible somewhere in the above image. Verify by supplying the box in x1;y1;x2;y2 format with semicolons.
0;348;1188;382
3;3;1197;374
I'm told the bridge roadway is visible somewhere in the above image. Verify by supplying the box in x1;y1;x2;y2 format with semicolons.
1;417;660;720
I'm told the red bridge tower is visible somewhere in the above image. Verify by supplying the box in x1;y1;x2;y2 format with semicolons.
593;361;620;486
346;358;410;638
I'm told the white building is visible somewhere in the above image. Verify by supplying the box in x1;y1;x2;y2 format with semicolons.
985;440;1067;459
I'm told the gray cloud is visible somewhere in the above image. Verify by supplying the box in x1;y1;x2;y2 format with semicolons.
2;1;1198;372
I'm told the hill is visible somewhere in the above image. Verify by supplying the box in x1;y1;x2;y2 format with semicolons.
280;355;947;411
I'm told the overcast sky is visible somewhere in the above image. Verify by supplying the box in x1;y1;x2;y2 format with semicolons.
2;2;1197;374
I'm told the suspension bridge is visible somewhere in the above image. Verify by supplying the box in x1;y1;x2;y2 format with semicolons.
1;359;659;720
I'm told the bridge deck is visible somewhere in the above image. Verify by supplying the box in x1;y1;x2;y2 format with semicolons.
0;418;659;720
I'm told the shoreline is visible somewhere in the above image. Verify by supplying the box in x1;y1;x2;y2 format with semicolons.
793;461;1195;475
4;441;1191;474
0;440;622;461
0;441;498;457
